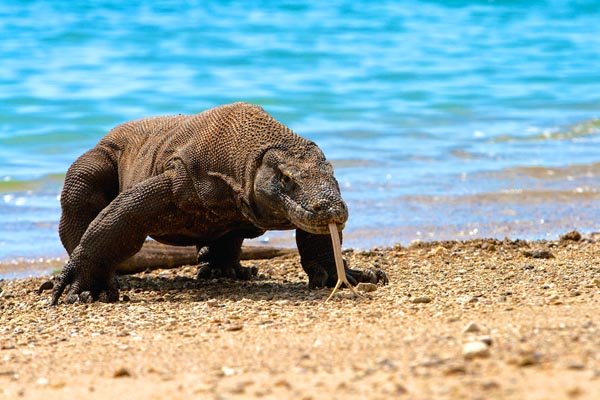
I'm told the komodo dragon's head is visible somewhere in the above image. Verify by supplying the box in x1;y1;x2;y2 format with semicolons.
251;145;348;235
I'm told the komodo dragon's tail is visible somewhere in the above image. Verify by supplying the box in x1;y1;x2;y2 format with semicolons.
116;240;296;275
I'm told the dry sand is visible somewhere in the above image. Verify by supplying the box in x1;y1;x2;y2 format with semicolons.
1;233;600;399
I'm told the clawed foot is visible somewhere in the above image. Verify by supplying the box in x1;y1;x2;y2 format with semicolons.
342;267;389;286
196;263;258;281
307;263;389;290
51;262;119;305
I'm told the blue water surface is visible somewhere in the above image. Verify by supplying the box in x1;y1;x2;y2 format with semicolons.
1;0;600;264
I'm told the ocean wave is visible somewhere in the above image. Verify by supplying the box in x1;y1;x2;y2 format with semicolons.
0;174;64;193
493;118;600;143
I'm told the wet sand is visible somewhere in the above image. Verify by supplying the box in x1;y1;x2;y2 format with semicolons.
1;233;600;399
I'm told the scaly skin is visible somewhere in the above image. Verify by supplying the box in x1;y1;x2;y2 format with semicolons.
52;102;388;305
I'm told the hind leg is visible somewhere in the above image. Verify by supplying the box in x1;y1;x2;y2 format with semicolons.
196;232;258;280
59;148;119;255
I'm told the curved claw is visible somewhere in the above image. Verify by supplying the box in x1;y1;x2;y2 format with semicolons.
317;265;388;289
106;276;120;302
347;267;389;286
51;263;76;306
346;270;358;287
51;263;119;306
37;280;54;295
373;268;389;285
307;269;327;289
197;263;258;281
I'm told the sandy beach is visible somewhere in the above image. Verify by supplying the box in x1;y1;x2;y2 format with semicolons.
1;232;600;400
3;2;600;399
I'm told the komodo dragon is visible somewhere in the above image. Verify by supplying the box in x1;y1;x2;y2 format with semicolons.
51;102;387;305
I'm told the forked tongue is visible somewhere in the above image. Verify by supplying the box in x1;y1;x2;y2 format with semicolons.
325;223;365;301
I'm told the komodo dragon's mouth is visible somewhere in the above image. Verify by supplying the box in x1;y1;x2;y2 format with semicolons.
280;194;347;235
294;220;345;236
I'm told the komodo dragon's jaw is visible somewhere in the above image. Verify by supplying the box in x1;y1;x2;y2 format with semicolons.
281;192;348;235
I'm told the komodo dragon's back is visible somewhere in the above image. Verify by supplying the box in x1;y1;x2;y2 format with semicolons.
99;103;306;191
99;114;190;190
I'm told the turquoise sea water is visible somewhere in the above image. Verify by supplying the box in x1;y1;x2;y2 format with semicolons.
1;0;600;269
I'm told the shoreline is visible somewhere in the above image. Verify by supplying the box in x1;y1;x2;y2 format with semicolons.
2;233;600;399
2;229;600;280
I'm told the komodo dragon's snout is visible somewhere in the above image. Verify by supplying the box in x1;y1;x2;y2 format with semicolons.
252;147;348;235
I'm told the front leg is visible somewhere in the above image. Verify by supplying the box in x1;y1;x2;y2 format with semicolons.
295;229;388;289
196;232;258;280
52;173;175;305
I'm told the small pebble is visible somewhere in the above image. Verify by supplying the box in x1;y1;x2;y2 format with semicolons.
226;381;249;394
221;366;237;377
456;295;478;304
36;377;49;386
567;362;585;370
548;294;561;304
560;231;582;242
206;299;219;307
356;282;377;293
444;363;467;375
462;341;490;359
478;335;493;346
50;381;66;389
513;350;541;367
463;322;482;333
411;296;432;304
481;242;496;251
566;387;583;398
113;367;131;378
429;246;447;256
226;324;243;332
523;249;554;259
481;380;500;390
274;378;292;388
